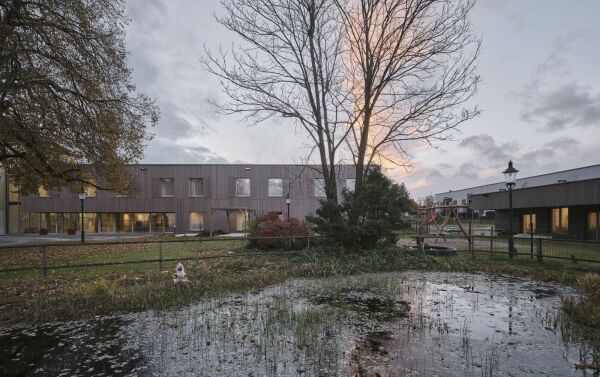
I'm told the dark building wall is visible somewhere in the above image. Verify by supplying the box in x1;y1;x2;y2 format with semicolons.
19;164;356;233
470;179;600;211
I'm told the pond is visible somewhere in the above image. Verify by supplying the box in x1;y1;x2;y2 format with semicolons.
1;271;598;376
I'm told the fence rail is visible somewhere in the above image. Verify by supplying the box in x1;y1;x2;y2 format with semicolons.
0;236;323;277
407;234;600;267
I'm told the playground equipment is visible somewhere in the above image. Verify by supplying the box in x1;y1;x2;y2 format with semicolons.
414;203;472;254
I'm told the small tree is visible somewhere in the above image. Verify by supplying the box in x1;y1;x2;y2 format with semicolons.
308;169;412;249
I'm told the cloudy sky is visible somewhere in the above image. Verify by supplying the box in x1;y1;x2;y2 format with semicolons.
125;0;600;200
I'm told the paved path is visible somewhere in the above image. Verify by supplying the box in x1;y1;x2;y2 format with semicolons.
0;233;152;247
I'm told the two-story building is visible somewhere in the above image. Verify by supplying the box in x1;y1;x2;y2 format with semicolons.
1;164;356;234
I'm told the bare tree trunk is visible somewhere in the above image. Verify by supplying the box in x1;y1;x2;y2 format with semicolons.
204;0;350;203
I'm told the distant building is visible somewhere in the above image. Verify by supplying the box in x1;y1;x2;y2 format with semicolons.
0;164;356;235
435;164;600;240
435;164;600;208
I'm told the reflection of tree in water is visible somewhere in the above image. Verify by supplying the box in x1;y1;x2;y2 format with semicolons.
0;318;144;376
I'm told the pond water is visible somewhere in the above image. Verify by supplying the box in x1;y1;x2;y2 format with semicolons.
1;271;598;376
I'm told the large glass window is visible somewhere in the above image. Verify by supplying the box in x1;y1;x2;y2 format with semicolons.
314;178;326;197
236;178;251;197
522;213;536;234
346;179;356;192
82;213;97;232
118;213;134;232
100;213;116;232
189;178;204;197
133;213;150;232
268;179;283;197
189;212;204;231
151;213;175;232
160;178;174;197
552;207;568;233
588;212;599;240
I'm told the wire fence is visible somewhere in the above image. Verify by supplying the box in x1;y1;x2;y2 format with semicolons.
399;234;600;267
0;236;323;279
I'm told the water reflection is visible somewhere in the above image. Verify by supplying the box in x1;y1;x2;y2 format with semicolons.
1;272;599;376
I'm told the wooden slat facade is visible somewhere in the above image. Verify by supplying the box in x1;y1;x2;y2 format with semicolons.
19;164;356;233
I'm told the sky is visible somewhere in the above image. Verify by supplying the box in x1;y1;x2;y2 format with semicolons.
125;0;600;200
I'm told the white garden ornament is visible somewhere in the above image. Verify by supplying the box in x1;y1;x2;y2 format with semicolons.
173;262;189;285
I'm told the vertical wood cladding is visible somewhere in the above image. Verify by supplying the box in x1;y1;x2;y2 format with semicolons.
20;164;356;232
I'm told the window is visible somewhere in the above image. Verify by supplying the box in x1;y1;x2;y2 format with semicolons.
37;187;49;197
522;213;536;234
189;212;204;231
346;179;356;192
189;178;204;197
268;178;283;197
84;180;96;198
588;212;599;240
552;207;569;233
160;178;174;197
314;178;326;197
236;178;251;197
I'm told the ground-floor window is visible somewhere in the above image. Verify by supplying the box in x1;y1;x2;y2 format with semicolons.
588;212;599;240
189;212;204;231
133;213;150;232
229;211;249;232
151;213;175;232
522;213;536;234
551;207;569;233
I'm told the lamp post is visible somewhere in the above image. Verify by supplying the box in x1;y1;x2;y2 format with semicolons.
78;188;87;243
285;192;291;220
502;160;519;259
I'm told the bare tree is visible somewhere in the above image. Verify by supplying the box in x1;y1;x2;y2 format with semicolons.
0;0;158;194
203;0;351;202
338;0;480;190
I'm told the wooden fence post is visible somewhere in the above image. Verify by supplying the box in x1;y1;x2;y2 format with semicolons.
530;220;534;259
159;241;163;271
536;238;543;263
490;227;494;258
42;245;48;279
307;236;311;250
469;221;473;256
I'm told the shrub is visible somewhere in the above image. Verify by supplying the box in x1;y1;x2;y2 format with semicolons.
307;169;413;250
249;213;309;249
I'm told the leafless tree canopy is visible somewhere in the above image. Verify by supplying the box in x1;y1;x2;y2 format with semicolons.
0;0;159;194
340;0;480;189
204;0;351;202
206;0;480;199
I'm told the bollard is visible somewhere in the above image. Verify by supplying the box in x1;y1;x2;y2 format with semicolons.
159;241;163;271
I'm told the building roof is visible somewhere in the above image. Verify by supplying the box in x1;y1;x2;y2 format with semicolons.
435;163;600;199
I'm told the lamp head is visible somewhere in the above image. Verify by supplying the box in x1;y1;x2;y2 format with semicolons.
502;160;519;187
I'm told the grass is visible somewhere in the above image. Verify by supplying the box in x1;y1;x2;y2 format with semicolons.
0;239;599;344
0;246;415;324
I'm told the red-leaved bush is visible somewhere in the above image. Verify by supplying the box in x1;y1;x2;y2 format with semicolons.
249;213;309;249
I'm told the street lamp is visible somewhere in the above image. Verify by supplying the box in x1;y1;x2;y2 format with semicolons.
502;160;519;259
285;192;291;220
78;188;87;243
